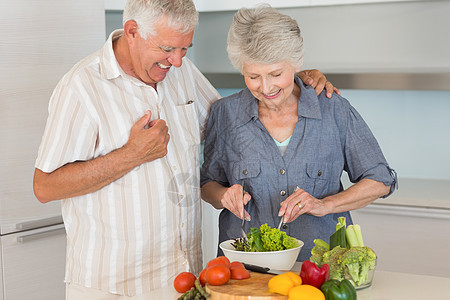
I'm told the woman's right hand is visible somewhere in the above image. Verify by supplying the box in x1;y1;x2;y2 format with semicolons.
220;184;252;221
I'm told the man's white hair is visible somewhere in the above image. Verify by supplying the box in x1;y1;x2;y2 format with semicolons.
123;0;198;39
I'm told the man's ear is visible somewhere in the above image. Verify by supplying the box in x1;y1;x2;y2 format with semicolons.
124;20;139;40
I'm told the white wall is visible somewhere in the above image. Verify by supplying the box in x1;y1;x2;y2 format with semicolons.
343;89;450;180
191;0;450;74
217;88;450;181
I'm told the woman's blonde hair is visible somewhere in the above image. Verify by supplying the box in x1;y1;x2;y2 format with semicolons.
227;4;304;72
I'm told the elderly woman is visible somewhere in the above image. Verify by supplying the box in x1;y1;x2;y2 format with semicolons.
200;5;397;261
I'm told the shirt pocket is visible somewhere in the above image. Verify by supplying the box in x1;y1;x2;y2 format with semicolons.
306;162;337;198
231;159;262;201
174;101;200;145
232;159;261;181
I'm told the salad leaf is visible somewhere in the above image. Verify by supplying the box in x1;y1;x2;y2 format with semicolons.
248;226;265;252
234;224;298;252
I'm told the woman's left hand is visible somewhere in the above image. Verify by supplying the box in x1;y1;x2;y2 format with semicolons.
278;187;329;222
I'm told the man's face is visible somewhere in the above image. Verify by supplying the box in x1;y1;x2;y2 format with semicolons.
128;20;194;86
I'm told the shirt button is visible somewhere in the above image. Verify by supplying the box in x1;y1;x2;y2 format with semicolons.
172;165;177;171
243;169;248;175
282;224;288;229
280;190;286;196
180;195;184;199
280;169;286;175
318;171;322;177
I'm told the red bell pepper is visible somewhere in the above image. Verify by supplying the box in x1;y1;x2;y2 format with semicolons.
299;260;330;289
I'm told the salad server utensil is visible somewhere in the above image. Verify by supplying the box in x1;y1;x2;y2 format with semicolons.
277;217;284;230
277;186;300;230
240;180;249;243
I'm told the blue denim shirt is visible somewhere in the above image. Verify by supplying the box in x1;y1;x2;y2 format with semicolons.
201;77;396;261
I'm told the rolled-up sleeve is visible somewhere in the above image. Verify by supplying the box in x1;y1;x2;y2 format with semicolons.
343;103;397;197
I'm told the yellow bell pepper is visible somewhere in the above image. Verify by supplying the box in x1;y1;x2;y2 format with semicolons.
288;284;325;300
268;272;302;296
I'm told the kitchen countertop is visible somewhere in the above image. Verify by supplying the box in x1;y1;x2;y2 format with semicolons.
376;177;450;210
341;177;450;210
357;270;448;300
159;268;450;299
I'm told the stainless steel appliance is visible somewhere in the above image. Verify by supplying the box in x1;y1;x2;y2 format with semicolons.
0;1;105;299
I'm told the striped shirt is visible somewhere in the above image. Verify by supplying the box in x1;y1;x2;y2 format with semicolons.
35;30;221;296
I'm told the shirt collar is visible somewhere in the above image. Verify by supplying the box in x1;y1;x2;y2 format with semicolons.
236;75;322;127
99;29;124;80
296;76;322;120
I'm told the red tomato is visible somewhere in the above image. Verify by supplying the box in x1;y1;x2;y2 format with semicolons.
206;256;231;269
230;261;245;269
198;268;207;286
230;266;250;280
205;264;231;286
173;272;196;293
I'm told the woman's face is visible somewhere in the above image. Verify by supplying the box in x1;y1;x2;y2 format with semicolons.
242;61;300;108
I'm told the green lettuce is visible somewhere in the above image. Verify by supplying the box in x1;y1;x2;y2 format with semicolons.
243;223;298;252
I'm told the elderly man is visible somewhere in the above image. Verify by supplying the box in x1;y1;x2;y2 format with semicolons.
33;0;335;298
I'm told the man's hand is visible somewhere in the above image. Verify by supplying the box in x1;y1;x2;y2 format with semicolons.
124;111;170;165
33;110;170;203
298;69;341;98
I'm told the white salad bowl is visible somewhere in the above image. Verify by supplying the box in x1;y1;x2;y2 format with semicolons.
219;239;304;271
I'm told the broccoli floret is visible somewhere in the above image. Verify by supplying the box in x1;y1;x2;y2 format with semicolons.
364;246;377;270
358;247;377;285
309;239;330;266
340;247;364;283
358;262;370;285
310;254;323;267
311;239;330;255
323;246;348;263
340;246;377;286
329;264;344;281
323;246;347;281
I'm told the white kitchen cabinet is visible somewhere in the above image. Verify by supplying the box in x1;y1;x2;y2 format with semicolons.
0;224;66;300
201;202;221;266
0;253;3;300
1;0;104;298
351;204;450;277
191;1;450;76
346;177;450;277
105;0;420;11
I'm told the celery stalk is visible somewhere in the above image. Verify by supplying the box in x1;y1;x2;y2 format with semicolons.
353;224;364;247
313;238;330;251
345;225;359;248
336;216;346;231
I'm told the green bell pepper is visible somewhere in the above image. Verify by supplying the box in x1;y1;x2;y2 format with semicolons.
320;279;357;300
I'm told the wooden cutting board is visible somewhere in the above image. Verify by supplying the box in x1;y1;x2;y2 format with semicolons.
205;271;288;300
